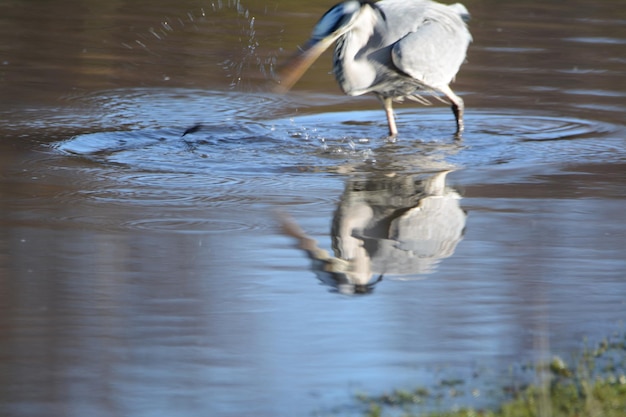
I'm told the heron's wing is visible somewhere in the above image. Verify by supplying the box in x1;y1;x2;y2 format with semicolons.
391;16;470;90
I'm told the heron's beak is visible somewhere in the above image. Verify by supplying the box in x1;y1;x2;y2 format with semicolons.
274;36;336;94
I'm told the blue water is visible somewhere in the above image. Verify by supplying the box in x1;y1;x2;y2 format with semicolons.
2;0;626;416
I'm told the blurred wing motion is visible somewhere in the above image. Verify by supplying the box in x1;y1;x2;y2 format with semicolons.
275;0;472;137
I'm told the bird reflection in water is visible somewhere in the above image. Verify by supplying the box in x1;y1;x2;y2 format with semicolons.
279;170;466;294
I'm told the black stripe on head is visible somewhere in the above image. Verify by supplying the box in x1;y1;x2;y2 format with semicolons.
311;1;362;39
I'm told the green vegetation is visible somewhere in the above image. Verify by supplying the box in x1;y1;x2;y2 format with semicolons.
355;333;626;417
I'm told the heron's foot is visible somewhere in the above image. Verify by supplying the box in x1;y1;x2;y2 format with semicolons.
385;133;398;143
454;121;464;140
441;86;465;140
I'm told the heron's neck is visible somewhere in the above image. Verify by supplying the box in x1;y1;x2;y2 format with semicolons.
333;6;380;95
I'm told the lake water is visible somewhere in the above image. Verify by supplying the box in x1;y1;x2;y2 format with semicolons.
1;0;625;416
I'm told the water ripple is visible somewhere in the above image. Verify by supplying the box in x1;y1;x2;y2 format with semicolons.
119;217;261;233
38;104;626;234
55;105;624;176
563;36;626;45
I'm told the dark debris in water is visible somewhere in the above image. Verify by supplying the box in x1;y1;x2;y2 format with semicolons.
182;123;204;136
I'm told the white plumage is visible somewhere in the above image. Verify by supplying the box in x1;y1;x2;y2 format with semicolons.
277;0;472;137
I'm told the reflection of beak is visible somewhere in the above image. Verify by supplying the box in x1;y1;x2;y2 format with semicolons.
274;36;337;93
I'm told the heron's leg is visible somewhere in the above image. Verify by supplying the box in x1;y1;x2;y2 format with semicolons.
440;85;464;136
378;96;398;137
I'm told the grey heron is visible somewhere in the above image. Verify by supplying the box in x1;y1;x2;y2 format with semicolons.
276;0;472;137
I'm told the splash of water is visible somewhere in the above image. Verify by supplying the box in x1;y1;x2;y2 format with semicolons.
120;0;279;90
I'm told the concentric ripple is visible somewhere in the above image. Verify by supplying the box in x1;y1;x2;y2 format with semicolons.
472;111;617;141
47;89;625;234
119;216;261;233
54;101;625;176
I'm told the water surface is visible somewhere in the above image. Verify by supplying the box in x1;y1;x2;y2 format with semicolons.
1;1;625;416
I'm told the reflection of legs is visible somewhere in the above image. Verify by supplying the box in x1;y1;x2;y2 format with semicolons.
378;95;398;137
334;202;373;260
440;85;464;135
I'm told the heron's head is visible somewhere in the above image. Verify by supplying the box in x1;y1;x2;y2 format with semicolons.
311;1;364;41
274;1;375;93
